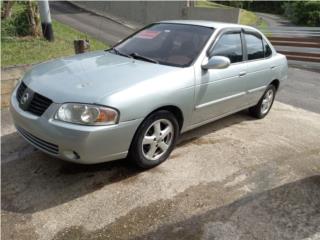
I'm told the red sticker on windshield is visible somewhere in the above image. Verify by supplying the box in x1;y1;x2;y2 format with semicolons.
136;30;161;39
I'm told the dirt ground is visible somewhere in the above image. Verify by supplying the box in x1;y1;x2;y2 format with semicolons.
1;101;320;240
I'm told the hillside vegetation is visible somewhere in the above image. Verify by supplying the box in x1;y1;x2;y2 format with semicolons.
212;0;319;26
1;2;107;67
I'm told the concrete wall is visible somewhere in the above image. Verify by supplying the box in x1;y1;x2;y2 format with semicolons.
73;1;239;27
187;7;240;23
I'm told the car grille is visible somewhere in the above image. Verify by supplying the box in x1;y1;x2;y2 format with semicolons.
16;82;53;116
17;126;59;155
16;82;27;100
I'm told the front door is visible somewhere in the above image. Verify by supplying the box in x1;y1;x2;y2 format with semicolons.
192;31;248;124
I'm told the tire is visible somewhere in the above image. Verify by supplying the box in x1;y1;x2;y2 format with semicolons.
249;84;276;119
128;110;179;169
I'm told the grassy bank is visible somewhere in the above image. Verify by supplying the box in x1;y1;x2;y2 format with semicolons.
195;0;231;9
1;4;107;67
239;9;268;31
195;0;269;32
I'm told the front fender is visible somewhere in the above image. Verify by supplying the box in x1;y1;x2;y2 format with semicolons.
100;67;195;128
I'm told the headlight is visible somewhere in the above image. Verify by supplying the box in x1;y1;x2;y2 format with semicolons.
55;103;119;125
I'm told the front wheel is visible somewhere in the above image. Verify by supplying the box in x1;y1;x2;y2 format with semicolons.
128;110;179;169
249;85;276;119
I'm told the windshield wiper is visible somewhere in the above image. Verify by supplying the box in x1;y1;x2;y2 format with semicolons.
130;52;159;64
109;47;132;59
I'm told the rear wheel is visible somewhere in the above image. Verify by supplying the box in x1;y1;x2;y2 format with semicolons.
249;84;276;119
129;110;179;168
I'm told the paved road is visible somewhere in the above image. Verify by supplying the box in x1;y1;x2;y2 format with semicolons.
277;68;320;114
256;12;294;28
50;1;133;46
256;12;320;37
256;12;320;72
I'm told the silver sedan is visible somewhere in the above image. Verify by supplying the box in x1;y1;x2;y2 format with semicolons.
10;20;288;168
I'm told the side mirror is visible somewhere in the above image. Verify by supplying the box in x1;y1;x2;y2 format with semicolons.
201;56;230;70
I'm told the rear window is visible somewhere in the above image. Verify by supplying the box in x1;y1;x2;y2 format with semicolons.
245;33;264;60
263;39;272;58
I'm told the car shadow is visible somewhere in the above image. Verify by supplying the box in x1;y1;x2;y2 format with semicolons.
132;175;320;240
177;109;255;147
1;110;255;214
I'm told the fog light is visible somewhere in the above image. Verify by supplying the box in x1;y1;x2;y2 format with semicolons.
63;150;80;160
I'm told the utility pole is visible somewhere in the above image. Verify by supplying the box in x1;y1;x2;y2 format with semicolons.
186;0;195;8
38;0;54;41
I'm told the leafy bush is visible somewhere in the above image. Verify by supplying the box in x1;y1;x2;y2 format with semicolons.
213;1;284;14
283;1;320;26
4;10;30;36
1;2;39;37
212;1;319;26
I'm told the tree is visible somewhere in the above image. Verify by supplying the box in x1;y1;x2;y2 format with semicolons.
1;1;15;19
2;1;41;37
26;0;40;36
283;1;320;26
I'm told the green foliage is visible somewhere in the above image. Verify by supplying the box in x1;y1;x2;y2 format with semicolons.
242;1;284;14
283;1;320;26
1;20;108;66
7;9;30;36
212;0;319;26
2;2;33;37
1;2;107;66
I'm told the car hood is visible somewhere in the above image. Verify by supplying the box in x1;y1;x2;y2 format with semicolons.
23;51;180;103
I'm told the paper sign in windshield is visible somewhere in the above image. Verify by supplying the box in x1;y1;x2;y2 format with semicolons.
136;30;161;39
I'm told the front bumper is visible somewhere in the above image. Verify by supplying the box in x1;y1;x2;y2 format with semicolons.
10;87;142;164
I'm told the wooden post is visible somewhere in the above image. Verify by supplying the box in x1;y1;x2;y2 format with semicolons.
74;40;90;54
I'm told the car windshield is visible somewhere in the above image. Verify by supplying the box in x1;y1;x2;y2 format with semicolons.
111;23;214;67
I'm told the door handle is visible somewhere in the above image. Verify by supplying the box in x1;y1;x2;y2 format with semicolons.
239;71;247;77
271;65;276;69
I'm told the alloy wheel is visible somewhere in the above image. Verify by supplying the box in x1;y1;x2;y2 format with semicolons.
261;89;274;115
142;119;174;161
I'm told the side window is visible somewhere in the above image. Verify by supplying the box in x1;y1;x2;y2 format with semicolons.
263;39;272;58
245;33;264;60
211;33;243;63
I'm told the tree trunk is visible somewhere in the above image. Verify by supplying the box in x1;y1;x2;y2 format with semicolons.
1;1;15;19
27;0;40;36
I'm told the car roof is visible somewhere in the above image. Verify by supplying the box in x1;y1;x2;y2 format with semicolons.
158;20;257;31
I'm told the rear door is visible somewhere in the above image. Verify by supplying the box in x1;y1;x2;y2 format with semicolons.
243;30;274;105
